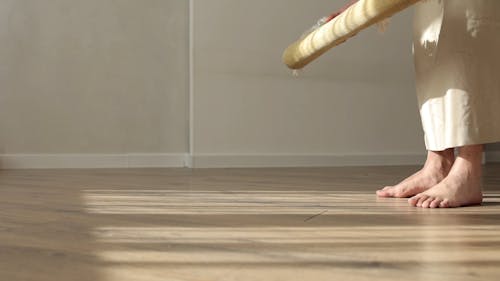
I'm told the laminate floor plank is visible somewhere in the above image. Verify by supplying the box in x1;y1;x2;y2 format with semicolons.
1;165;500;281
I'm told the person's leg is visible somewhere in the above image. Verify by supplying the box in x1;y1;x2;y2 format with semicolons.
409;144;483;208
376;149;454;198
377;0;454;199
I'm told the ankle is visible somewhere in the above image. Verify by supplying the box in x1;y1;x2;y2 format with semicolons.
424;149;454;172
451;146;484;180
457;145;484;165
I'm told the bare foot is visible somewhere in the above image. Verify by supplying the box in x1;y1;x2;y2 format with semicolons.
409;145;483;208
376;149;454;198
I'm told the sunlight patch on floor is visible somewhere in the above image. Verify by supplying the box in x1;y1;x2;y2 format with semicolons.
93;225;500;244
83;190;500;215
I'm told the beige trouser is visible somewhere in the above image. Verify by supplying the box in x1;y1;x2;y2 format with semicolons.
413;0;500;151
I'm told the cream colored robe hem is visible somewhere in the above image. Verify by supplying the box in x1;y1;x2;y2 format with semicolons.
413;0;500;151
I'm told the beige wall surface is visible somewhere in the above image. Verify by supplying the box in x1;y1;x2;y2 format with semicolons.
0;0;188;154
192;0;425;156
0;0;496;167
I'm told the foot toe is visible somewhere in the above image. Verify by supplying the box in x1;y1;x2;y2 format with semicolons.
429;198;442;208
376;190;389;197
421;197;435;208
417;195;429;207
440;199;450;208
408;195;421;206
377;186;396;197
394;186;415;198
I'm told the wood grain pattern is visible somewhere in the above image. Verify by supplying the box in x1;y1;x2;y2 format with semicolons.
1;165;500;281
283;0;422;69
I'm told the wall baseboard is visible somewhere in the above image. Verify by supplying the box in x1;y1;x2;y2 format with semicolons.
3;152;496;169
0;153;427;169
188;153;427;168
0;154;187;169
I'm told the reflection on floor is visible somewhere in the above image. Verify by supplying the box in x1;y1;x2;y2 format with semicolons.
85;190;500;215
1;165;500;281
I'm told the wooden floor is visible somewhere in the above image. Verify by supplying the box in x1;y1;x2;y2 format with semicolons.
1;165;500;281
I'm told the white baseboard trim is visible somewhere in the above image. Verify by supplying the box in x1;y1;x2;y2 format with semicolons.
0;152;431;169
189;153;427;168
486;151;500;163
2;152;495;169
0;154;187;169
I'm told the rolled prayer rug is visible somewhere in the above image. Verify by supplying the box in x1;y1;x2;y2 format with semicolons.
283;0;422;69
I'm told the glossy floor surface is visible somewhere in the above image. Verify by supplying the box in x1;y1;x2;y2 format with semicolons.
1;165;500;281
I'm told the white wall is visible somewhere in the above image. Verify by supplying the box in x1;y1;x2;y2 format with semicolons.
0;0;189;157
0;0;189;168
2;0;494;169
191;0;426;167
